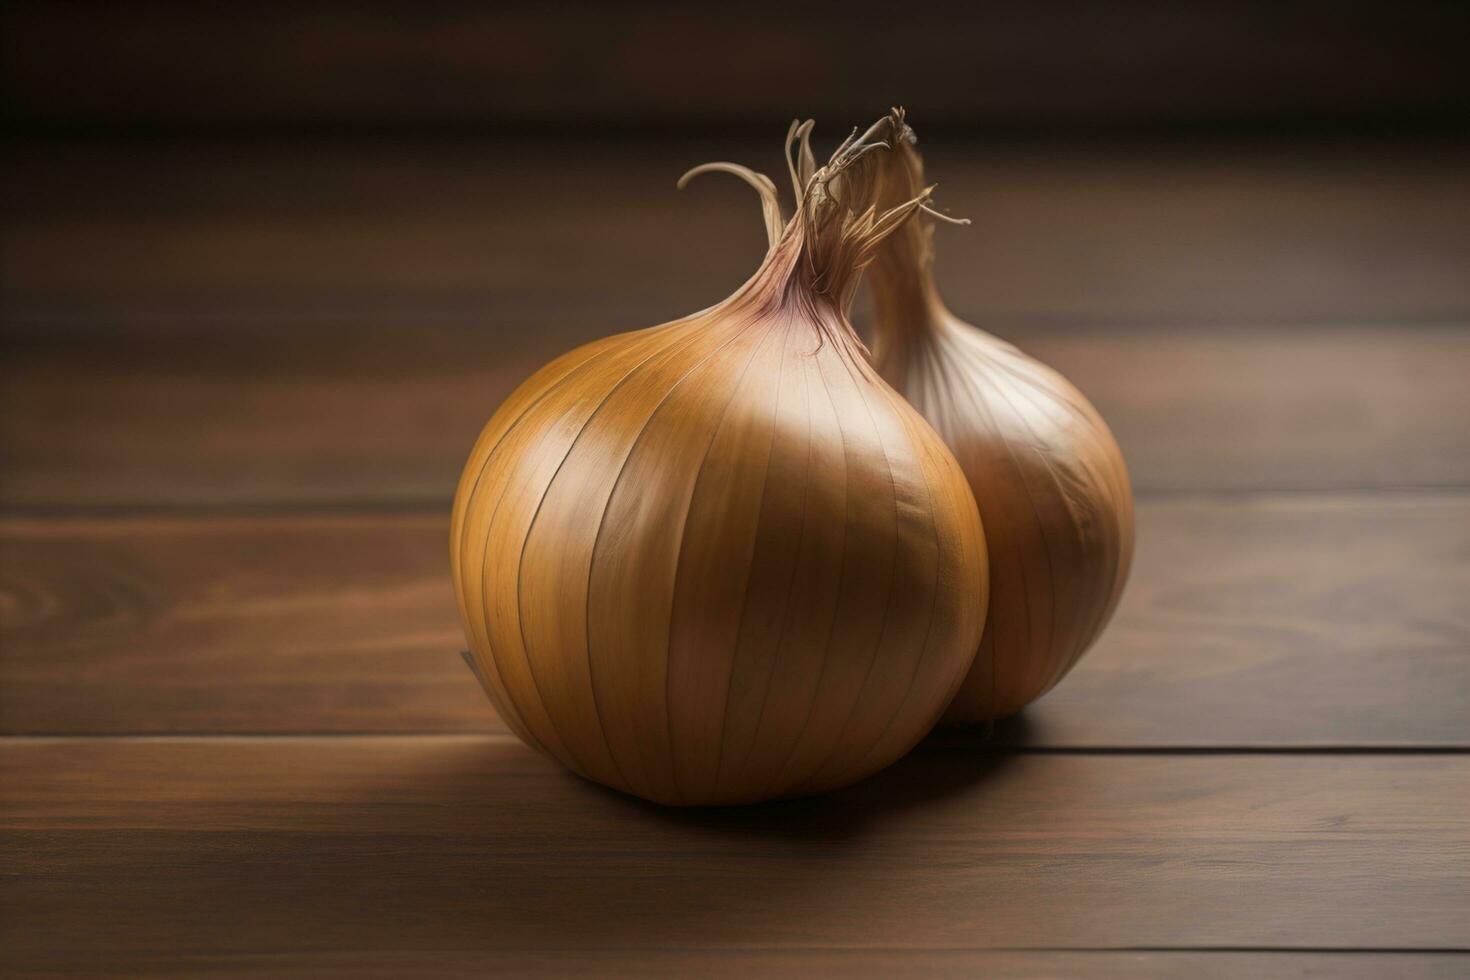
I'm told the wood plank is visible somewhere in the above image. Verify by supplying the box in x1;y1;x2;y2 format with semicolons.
4;323;1468;507
7;141;1470;324
5;3;1466;131
6;950;1461;980
0;513;484;734
1023;493;1470;747
2;739;1466;966
2;496;1466;744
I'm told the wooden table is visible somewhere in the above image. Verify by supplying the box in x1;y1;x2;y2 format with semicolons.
3;138;1469;976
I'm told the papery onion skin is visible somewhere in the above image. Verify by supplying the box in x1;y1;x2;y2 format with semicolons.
867;112;1135;724
450;119;987;805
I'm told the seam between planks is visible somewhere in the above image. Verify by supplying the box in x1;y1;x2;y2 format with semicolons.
1;733;1467;754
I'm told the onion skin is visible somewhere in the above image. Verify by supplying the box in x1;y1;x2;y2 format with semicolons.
450;119;987;804
868;115;1135;724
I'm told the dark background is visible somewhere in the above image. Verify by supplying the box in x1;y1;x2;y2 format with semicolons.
5;1;1470;137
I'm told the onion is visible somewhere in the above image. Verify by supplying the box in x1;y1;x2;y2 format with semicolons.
865;111;1135;724
450;115;987;804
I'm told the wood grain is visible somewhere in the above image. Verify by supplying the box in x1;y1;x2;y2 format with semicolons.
8;142;1467;506
7;141;1470;324
2;738;1466;968
3;495;1465;744
1013;494;1470;748
4;323;1467;508
0;514;484;734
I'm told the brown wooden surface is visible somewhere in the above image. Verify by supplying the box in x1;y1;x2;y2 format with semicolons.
4;495;1466;745
7;141;1470;323
14;951;1461;980
4;323;1468;506
2;139;1468;973
6;143;1469;510
3;739;1467;970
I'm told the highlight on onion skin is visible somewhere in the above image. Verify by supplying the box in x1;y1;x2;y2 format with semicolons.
865;110;1135;724
450;114;987;805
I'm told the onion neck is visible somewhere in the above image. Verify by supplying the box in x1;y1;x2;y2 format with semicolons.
869;217;949;346
865;113;956;352
731;200;870;309
690;110;945;360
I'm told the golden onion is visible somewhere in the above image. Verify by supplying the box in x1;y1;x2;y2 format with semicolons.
865;111;1135;724
451;115;987;804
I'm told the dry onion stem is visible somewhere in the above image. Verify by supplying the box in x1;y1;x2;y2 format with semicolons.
450;114;987;805
867;111;1135;724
